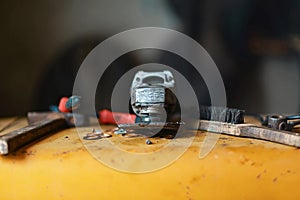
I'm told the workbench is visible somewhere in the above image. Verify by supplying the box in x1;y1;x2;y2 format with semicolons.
0;117;299;199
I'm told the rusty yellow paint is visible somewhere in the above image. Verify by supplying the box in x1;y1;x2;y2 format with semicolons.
0;118;299;199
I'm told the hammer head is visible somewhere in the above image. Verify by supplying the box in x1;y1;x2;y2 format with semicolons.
27;112;89;127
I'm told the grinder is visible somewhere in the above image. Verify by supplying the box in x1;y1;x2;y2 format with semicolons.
130;70;177;124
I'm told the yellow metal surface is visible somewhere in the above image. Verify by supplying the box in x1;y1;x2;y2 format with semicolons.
0;118;299;199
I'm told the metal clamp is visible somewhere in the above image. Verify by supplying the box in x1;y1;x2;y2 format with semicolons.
130;70;176;123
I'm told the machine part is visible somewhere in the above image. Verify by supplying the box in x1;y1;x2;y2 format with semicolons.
267;115;289;130
130;70;177;124
264;114;300;131
125;69;245;137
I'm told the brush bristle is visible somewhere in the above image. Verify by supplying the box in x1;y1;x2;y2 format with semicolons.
200;106;244;124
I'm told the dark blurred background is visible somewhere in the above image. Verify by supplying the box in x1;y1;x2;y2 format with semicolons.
0;0;300;117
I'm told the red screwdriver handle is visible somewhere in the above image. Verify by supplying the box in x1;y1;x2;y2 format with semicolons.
99;110;136;124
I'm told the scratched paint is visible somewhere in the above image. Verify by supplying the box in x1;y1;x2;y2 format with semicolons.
0;119;299;199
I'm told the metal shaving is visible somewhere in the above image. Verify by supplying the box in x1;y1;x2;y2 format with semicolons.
83;129;112;140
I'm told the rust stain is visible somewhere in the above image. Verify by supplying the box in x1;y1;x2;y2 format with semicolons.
221;143;228;147
190;176;201;183
240;156;250;165
256;174;261;179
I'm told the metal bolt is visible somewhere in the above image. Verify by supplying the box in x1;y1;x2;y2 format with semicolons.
145;139;152;145
114;128;127;134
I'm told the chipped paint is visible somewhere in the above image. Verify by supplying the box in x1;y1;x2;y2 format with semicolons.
0;118;299;199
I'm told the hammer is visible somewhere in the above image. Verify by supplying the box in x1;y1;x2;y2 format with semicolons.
0;112;88;155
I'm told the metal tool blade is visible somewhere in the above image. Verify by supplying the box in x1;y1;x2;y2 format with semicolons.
198;120;300;147
0;118;68;155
